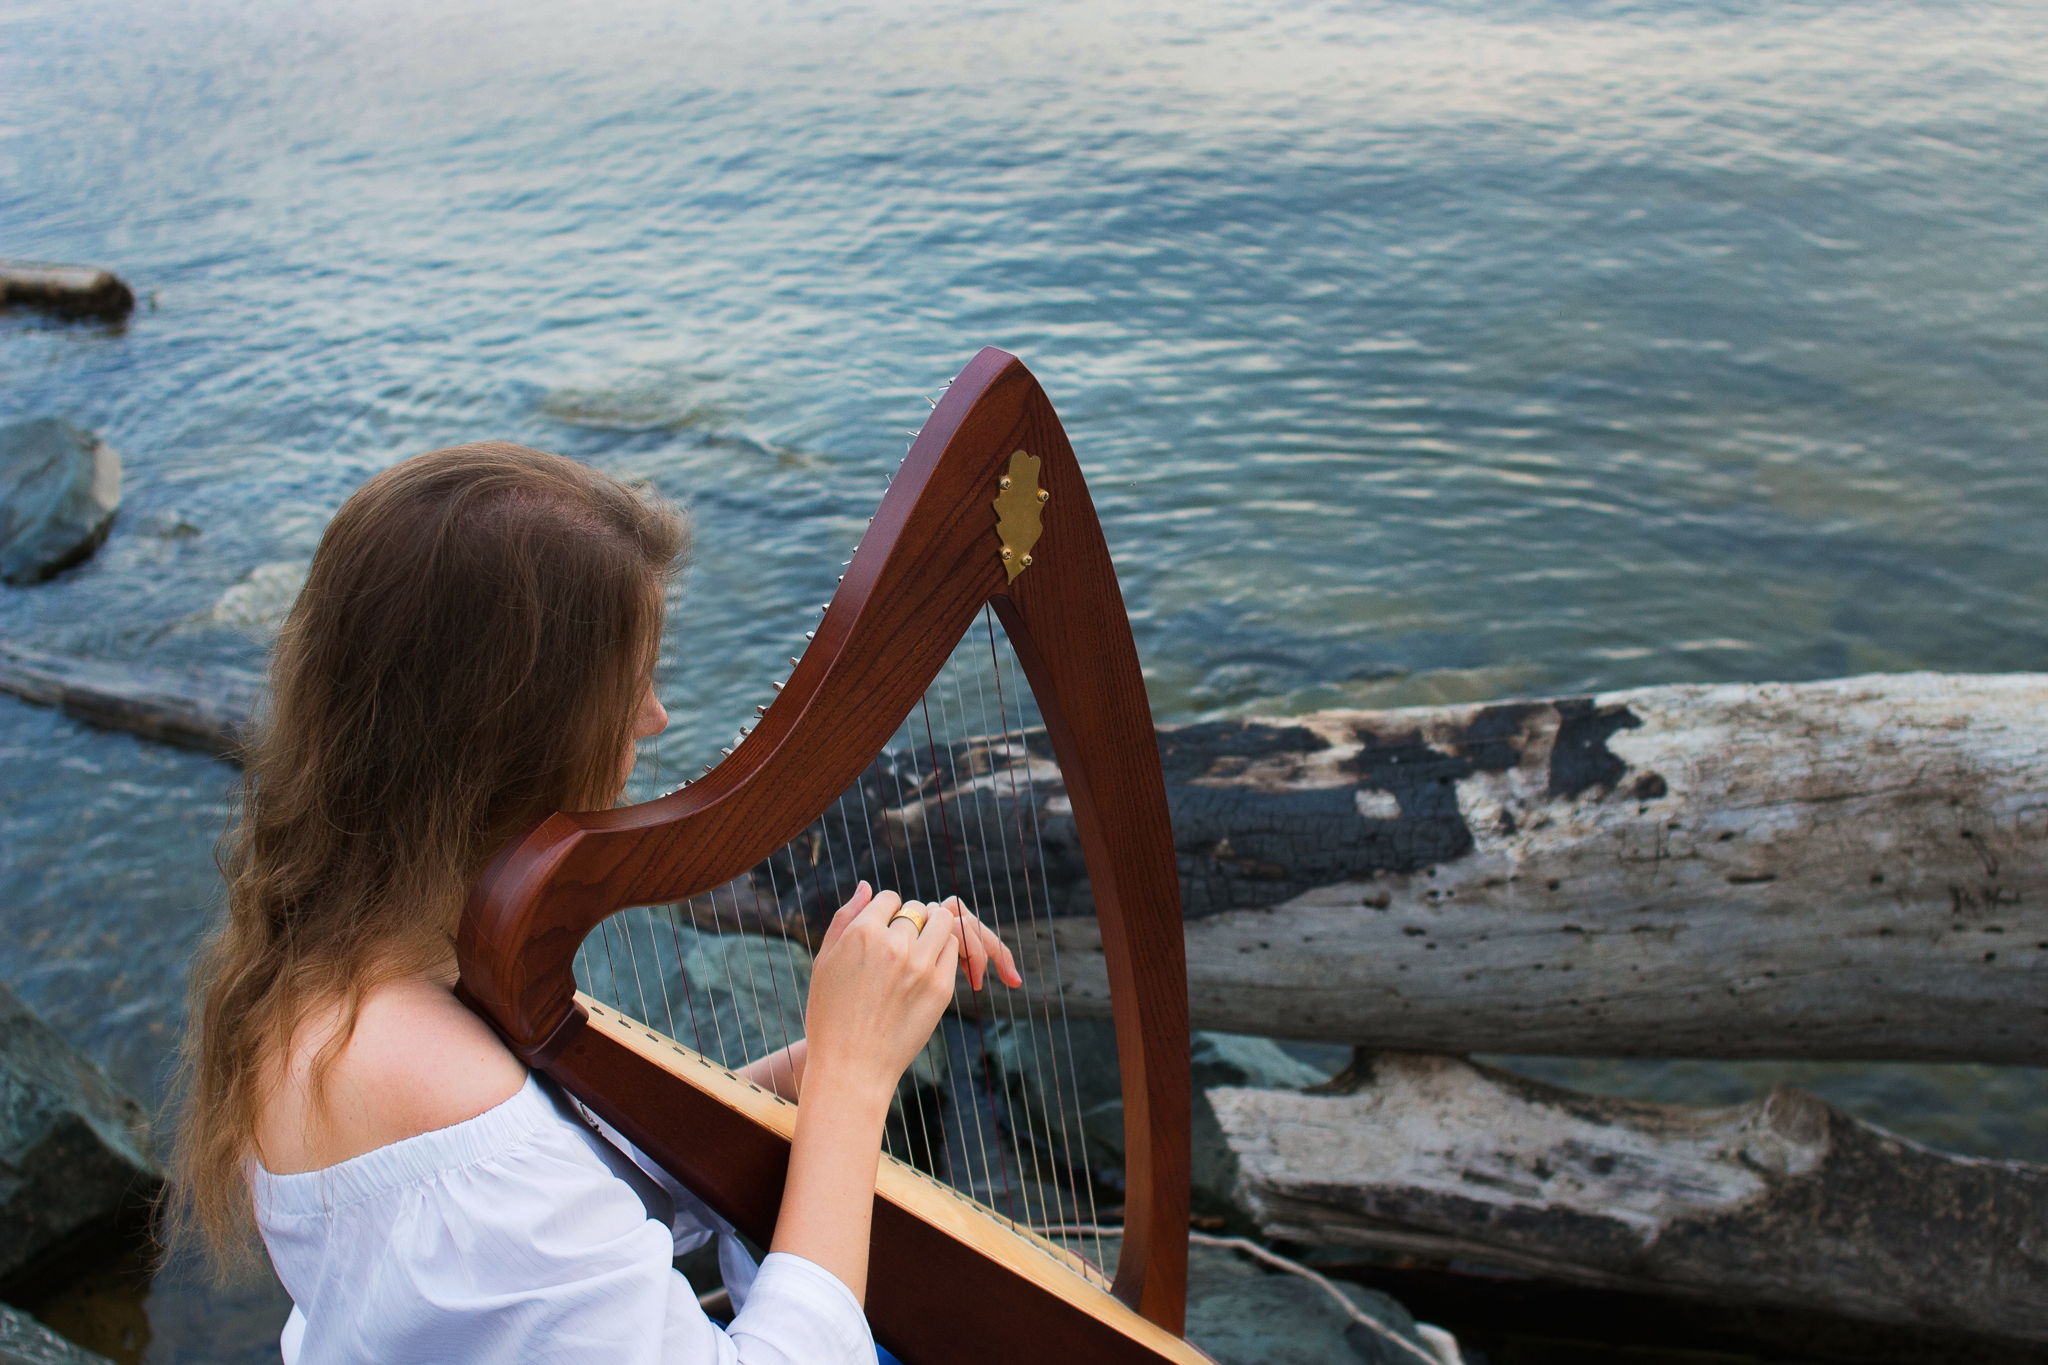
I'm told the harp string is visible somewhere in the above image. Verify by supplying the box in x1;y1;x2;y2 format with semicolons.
951;651;1075;1241
962;614;1091;1248
685;894;730;1065
882;714;970;1197
921;693;1020;1226
985;608;1109;1273
840;743;949;1182
904;699;1008;1223
576;618;1110;1279
940;659;1044;1233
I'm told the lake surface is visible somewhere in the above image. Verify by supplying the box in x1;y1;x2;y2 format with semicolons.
3;0;2045;1358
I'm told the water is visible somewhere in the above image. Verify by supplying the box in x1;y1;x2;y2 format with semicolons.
3;0;2045;1358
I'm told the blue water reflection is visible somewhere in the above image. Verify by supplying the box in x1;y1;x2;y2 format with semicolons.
3;1;2044;1357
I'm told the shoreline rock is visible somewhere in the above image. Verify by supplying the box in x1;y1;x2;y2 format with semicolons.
0;1304;114;1365
0;985;161;1303
0;420;122;586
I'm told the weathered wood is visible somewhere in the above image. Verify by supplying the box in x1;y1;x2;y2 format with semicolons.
5;645;2044;1062
0;262;134;322
0;644;253;757
1033;672;2048;1064
1209;1051;2048;1344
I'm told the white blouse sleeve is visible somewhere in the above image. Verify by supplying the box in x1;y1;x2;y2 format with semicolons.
254;1078;873;1365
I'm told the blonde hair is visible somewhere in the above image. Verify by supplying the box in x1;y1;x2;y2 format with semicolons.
170;442;686;1270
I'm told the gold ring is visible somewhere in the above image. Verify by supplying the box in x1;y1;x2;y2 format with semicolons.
887;905;929;934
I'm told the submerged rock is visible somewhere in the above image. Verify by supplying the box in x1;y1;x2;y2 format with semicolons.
0;420;121;585
0;1304;114;1365
206;560;307;633
0;985;160;1294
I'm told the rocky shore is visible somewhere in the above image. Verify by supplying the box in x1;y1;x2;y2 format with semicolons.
0;985;155;1363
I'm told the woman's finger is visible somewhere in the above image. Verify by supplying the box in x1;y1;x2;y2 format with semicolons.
949;899;989;990
857;888;903;930
819;880;872;952
913;898;959;968
984;923;1024;989
886;898;929;934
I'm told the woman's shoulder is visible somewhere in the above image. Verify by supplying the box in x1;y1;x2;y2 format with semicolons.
255;975;529;1175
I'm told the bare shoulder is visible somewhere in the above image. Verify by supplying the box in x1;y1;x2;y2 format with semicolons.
255;976;528;1174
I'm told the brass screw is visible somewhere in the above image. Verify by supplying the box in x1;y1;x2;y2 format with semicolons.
1000;546;1014;560
1020;554;1033;567
1037;489;1050;503
999;476;1013;490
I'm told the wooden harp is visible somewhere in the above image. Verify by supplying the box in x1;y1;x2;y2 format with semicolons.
455;348;1202;1364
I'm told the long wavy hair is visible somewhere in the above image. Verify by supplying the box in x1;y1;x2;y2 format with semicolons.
171;442;687;1270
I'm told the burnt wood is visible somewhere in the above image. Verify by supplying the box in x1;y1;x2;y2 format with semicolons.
456;349;1194;1362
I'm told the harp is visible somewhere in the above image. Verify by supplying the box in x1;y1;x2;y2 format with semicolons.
455;348;1201;1364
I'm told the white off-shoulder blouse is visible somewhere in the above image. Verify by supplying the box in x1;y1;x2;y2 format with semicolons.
250;1072;874;1365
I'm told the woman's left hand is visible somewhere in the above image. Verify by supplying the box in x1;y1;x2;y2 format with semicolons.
819;882;1023;991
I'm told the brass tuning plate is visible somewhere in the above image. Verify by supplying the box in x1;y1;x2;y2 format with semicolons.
992;448;1047;583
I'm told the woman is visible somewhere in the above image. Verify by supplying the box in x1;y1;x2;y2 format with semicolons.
173;442;1022;1363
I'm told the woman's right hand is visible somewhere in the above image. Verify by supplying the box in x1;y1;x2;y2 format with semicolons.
801;882;960;1099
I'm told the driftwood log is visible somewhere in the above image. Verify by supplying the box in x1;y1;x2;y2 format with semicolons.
0;645;253;758
1038;671;2048;1063
1210;1051;2048;1343
3;648;2042;1062
0;262;135;322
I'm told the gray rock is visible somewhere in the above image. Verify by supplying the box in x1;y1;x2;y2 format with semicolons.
0;985;159;1291
1190;1033;1329;1224
0;1304;114;1365
1193;1033;1329;1094
1183;1239;1441;1365
0;419;121;585
986;1018;1329;1222
581;910;813;1069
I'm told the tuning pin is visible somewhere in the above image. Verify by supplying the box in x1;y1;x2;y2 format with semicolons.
755;703;769;715
720;746;734;757
771;680;785;691
789;656;801;666
804;630;815;640
836;574;844;582
925;394;939;409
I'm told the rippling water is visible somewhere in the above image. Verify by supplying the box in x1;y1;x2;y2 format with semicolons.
3;1;2045;1358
